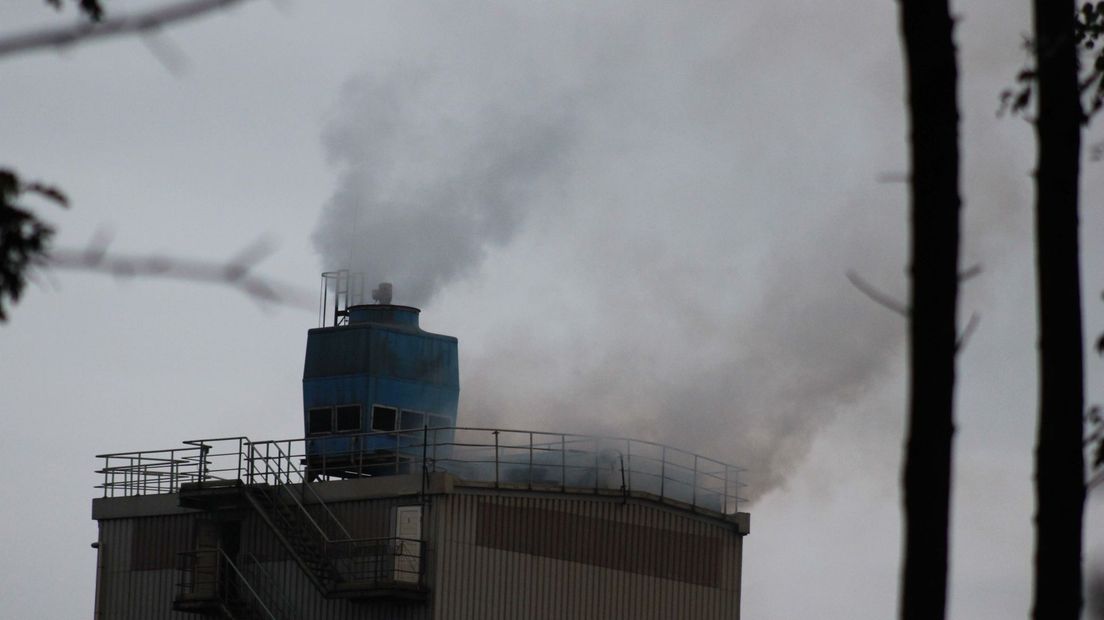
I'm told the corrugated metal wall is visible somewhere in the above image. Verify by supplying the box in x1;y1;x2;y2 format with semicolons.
238;496;434;620
95;488;742;619
96;515;205;620
96;497;435;620
432;492;743;620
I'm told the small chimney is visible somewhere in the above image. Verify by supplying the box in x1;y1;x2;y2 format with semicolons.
372;282;393;305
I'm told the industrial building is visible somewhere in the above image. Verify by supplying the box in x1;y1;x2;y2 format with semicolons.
91;273;750;619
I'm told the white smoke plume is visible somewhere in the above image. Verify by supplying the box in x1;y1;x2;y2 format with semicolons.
309;1;1013;502
314;63;578;306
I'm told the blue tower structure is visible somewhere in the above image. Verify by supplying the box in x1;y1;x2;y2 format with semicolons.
303;274;459;478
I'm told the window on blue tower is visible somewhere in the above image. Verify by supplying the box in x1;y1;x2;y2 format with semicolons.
335;405;360;432
372;405;397;432
400;411;425;430
309;407;333;434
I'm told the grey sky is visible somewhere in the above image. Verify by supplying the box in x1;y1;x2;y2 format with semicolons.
1;1;1103;619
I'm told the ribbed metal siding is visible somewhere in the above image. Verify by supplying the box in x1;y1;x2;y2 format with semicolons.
97;515;204;620
96;489;743;619
433;492;743;620
97;497;435;620
238;496;434;620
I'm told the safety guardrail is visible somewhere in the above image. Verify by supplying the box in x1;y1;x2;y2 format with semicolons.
327;537;424;587
96;427;745;514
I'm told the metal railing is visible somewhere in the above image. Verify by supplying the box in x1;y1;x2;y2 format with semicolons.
241;484;426;593
246;439;353;542
240;553;303;619
97;436;249;497
97;427;745;514
242;445;425;592
327;537;424;587
176;547;283;620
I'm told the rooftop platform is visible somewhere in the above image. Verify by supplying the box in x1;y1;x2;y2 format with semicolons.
95;427;747;522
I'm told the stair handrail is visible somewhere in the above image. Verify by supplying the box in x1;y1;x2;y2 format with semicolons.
286;482;354;541
245;439;302;486
240;553;300;620
179;437;251;483
239;487;331;593
271;482;345;548
215;547;280;620
246;439;353;542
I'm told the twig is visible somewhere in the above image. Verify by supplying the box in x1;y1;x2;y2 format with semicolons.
46;238;314;311
139;30;188;75
955;312;981;352
846;270;908;317
0;0;254;59
1089;469;1104;492
959;263;983;282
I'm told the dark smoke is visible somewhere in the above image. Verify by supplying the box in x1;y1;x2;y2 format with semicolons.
456;193;907;500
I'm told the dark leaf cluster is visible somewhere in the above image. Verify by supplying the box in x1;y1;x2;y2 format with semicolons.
0;169;67;322
1000;2;1104;124
1095;326;1104;475
1075;2;1104;119
1088;405;1104;472
999;47;1037;119
44;0;105;21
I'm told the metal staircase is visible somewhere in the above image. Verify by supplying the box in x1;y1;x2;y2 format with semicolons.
239;553;302;620
241;483;343;593
239;441;427;600
174;547;285;620
163;436;427;608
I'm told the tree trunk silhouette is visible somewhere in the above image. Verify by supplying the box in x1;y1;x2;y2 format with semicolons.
1031;1;1085;618
896;1;961;619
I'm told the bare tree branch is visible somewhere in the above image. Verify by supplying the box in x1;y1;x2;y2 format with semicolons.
46;239;314;311
955;311;981;352
138;30;189;75
959;263;983;282
1090;470;1104;491
0;0;254;59
222;236;275;281
846;270;908;317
